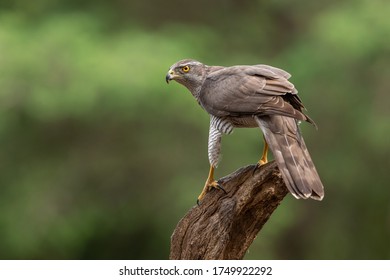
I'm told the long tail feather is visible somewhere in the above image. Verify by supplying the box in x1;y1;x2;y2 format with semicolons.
255;115;324;200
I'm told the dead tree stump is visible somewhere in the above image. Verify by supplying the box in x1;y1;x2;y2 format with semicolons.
169;161;288;260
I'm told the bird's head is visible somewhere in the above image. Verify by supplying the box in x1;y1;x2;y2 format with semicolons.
166;59;206;92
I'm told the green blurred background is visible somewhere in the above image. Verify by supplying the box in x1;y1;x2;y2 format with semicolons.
0;0;389;259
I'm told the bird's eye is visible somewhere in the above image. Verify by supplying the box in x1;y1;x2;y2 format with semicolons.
182;66;190;73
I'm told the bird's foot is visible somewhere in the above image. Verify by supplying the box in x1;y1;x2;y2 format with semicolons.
252;158;268;175
197;180;226;205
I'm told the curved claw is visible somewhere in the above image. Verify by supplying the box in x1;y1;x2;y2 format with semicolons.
252;157;268;175
252;163;261;176
216;182;227;194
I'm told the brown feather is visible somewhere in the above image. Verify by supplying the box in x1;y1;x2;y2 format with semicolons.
255;115;324;200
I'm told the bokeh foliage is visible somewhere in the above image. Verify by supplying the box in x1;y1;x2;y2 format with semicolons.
0;0;389;259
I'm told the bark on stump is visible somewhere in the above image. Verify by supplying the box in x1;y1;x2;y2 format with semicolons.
169;161;288;260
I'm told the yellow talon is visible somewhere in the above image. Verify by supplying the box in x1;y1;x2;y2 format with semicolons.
258;158;268;165
197;165;221;204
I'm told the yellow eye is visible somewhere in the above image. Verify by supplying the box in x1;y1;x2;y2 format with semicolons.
182;65;190;72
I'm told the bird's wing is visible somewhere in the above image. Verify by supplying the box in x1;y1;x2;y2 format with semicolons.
200;65;311;123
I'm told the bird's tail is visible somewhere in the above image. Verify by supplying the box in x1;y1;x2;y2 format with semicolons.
255;115;324;200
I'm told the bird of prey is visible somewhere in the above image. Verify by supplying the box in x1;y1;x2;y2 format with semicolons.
166;59;324;203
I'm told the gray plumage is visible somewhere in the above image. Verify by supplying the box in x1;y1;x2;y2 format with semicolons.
166;59;324;200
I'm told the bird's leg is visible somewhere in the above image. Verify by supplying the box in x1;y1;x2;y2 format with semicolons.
253;136;269;175
197;119;227;205
258;136;268;165
197;165;225;205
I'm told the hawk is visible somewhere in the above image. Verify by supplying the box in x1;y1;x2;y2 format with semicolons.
166;59;324;203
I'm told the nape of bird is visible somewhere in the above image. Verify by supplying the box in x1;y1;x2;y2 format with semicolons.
166;59;324;204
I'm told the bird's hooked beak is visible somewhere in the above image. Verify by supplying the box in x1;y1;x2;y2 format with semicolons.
166;69;178;84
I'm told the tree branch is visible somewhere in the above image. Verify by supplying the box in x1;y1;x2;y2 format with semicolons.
169;161;288;260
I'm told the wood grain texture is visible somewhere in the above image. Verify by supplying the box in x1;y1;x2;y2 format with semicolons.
170;161;288;260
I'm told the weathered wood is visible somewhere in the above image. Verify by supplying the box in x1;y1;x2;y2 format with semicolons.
169;161;288;260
